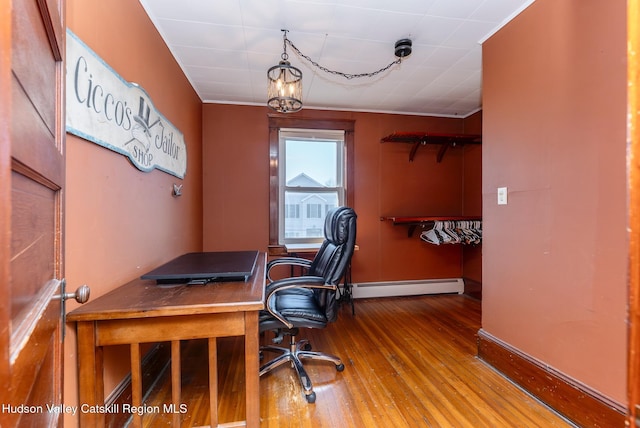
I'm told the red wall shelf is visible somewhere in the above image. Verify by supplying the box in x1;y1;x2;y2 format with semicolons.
380;132;482;162
381;215;482;237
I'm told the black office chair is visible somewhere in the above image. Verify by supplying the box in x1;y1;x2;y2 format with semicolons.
259;206;357;403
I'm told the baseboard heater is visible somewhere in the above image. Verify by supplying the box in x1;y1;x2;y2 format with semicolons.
348;278;464;299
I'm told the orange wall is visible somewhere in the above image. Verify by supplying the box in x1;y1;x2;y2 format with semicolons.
202;106;479;283
482;0;627;404
64;0;203;425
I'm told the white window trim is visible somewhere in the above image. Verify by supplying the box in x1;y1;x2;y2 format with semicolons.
278;128;346;245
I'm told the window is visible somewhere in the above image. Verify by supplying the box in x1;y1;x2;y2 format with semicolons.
280;128;344;244
307;203;323;219
269;117;354;252
285;204;300;218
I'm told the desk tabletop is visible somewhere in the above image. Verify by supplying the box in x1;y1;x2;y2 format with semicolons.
67;252;266;322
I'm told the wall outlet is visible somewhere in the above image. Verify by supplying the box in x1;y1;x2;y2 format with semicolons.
497;187;508;205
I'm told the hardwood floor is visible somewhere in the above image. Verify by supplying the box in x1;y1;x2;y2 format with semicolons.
142;295;574;427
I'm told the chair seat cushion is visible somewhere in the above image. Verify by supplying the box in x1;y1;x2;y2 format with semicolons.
260;288;328;331
276;289;327;323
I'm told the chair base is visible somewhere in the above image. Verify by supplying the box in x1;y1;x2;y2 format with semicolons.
260;337;344;403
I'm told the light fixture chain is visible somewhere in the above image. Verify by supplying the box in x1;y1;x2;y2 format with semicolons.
281;29;289;61
284;38;402;80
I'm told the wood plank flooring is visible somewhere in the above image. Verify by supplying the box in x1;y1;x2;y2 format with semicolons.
142;295;574;427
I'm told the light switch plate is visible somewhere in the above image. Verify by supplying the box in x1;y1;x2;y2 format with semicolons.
497;187;508;205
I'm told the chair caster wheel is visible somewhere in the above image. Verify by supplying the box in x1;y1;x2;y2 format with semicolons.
305;392;316;403
336;363;345;372
302;343;312;351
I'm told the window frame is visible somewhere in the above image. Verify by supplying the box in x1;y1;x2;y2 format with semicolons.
268;116;354;254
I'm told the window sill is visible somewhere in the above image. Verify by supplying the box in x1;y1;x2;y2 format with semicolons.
285;243;323;253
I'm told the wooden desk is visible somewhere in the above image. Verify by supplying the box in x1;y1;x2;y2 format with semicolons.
67;252;266;428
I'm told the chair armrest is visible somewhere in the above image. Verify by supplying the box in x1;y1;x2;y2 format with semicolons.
266;257;313;282
265;275;328;295
264;276;336;329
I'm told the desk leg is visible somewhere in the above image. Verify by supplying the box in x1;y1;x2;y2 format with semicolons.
208;338;218;427
76;321;105;427
245;311;260;428
130;343;142;428
171;340;182;427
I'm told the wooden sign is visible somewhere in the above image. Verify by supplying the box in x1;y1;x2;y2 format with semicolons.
65;30;187;179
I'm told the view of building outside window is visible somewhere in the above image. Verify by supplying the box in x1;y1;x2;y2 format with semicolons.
281;131;344;242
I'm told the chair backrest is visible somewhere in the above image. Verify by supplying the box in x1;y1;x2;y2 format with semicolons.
309;206;357;286
307;206;357;323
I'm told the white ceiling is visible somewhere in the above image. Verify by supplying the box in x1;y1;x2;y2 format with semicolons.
139;0;534;118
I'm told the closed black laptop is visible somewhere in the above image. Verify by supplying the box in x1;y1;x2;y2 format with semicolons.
141;251;259;284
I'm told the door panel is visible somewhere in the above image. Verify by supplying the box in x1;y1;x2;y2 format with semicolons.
0;0;65;426
12;0;59;133
11;71;63;185
9;280;62;427
10;169;57;328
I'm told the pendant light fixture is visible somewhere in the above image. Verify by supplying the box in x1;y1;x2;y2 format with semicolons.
267;30;412;113
267;30;303;113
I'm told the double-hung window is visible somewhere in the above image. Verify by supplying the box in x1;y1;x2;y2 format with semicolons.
279;128;345;244
268;117;354;252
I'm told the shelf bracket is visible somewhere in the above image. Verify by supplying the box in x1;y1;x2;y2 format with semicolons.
436;143;449;163
409;141;421;162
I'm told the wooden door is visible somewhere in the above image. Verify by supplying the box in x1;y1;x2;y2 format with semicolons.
0;0;66;426
630;0;640;425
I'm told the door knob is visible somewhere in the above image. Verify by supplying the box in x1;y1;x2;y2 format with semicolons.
60;284;91;303
55;281;91;340
55;283;90;303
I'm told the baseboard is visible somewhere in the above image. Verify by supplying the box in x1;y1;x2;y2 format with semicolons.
349;278;464;299
477;329;626;427
104;343;171;428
